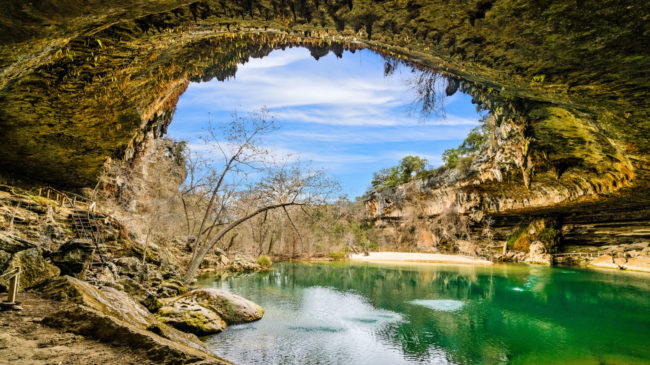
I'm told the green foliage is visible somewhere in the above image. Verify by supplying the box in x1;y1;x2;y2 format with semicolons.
506;226;528;250
513;233;531;252
538;227;559;252
328;251;346;260
256;255;272;267
371;155;431;189
442;125;490;169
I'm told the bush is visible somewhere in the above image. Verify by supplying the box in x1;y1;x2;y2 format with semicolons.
506;226;528;250
513;233;531;252
538;227;559;252
256;255;272;267
371;155;431;189
328;251;346;260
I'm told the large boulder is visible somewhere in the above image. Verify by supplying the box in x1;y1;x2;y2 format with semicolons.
157;288;264;336
156;297;227;336
0;248;60;290
36;276;205;351
50;239;95;276
525;241;553;265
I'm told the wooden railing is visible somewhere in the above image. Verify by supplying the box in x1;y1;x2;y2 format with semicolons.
0;267;20;306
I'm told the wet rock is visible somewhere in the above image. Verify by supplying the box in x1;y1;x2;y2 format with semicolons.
624;256;650;273
525;241;552;265
51;239;95;276
0;248;60;290
588;255;619;270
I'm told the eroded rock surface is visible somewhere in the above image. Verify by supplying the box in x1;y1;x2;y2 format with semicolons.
157;288;264;335
35;276;218;355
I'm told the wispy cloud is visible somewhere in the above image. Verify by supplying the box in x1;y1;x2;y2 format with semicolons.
169;48;482;197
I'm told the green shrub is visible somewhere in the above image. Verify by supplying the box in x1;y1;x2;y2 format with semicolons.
328;251;346;260
538;227;559;252
256;255;272;267
513;233;531;252
506;226;528;250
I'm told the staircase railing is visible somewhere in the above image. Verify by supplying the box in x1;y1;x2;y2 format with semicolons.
36;187;106;264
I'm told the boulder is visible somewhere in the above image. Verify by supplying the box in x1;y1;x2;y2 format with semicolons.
157;288;264;336
588;255;619;270
182;288;263;325
51;239;95;276
36;276;205;350
156;297;227;335
525;241;552;265
0;248;60;290
624;256;650;273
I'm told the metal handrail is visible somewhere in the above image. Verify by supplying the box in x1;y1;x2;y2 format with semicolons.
36;186;106;264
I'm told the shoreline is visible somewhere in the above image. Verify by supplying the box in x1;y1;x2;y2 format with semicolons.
349;252;493;265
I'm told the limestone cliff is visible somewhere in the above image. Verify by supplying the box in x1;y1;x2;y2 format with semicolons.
0;1;647;260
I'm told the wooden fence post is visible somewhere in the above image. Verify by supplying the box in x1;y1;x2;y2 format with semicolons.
6;267;20;304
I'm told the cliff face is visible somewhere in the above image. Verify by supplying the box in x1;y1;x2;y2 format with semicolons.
0;1;648;252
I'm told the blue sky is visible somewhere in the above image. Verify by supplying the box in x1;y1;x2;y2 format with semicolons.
168;47;483;198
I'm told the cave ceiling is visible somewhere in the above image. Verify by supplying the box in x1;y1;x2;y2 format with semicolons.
0;0;648;189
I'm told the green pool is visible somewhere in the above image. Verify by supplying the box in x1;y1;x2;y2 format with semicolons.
197;262;650;364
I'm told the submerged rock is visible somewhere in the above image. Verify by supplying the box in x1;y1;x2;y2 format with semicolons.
157;288;264;336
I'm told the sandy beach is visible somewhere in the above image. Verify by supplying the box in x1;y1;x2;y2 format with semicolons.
349;252;493;265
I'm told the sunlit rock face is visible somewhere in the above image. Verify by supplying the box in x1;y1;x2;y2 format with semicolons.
0;0;647;247
0;0;648;186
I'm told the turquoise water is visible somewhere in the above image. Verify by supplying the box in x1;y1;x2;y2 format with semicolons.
197;262;650;364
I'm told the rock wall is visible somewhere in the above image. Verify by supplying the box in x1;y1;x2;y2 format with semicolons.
0;0;648;188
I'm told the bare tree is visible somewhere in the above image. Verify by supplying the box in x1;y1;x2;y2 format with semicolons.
181;110;337;283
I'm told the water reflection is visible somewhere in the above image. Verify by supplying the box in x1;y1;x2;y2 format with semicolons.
198;263;650;364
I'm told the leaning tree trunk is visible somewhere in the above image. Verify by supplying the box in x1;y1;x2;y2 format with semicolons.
182;202;300;283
